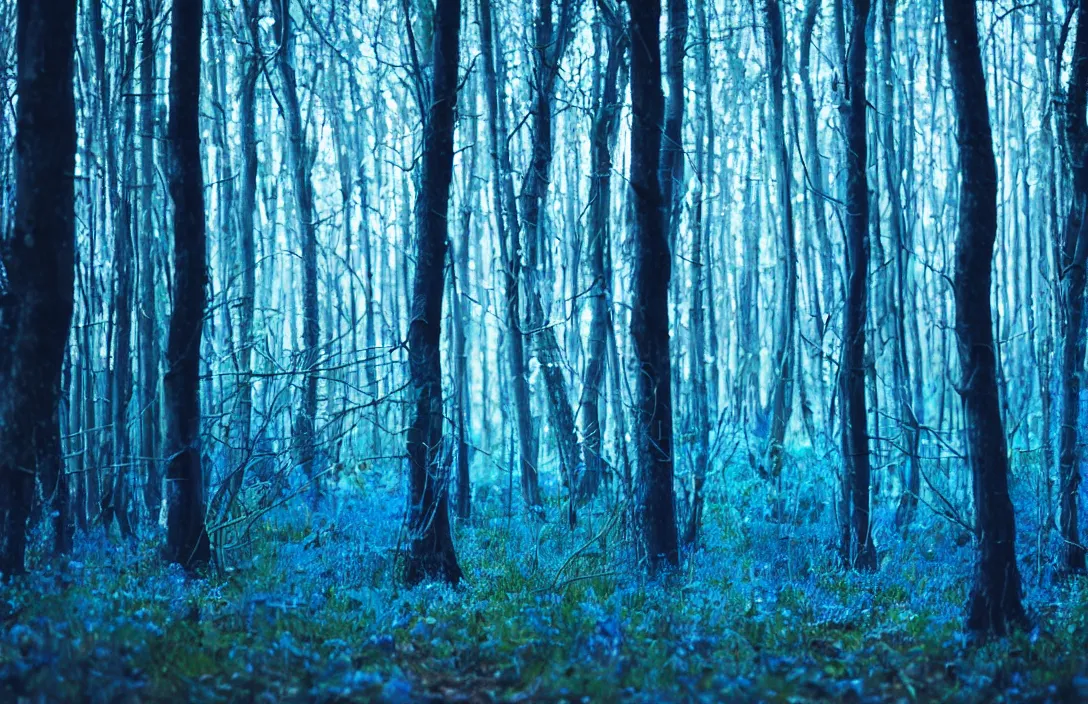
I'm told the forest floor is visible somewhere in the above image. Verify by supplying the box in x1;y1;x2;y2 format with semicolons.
1;462;1087;703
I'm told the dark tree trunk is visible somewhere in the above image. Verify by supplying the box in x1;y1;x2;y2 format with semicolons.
839;0;877;570
163;0;211;571
1057;2;1088;574
0;0;78;577
943;0;1028;636
630;0;679;572
404;0;463;587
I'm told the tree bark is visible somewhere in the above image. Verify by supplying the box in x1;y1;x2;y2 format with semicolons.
578;1;625;504
404;0;463;586
683;0;711;548
0;0;77;575
163;0;211;571
879;0;920;533
479;0;542;512
518;0;583;528
659;0;687;247
630;0;679;572
139;0;162;522
762;0;797;486
1056;1;1088;574
839;0;877;570
275;0;321;494
943;0;1028;636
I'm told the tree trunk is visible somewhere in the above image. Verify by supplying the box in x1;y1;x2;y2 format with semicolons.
163;0;211;571
579;2;625;505
630;0;679;572
876;0;920;532
404;0;463;587
275;0;321;495
108;5;138;538
1056;2;1088;574
479;0;542;512
453;71;478;522
0;0;78;576
762;0;797;486
943;0;1027;636
518;0;583;528
684;0;711;548
660;0;687;248
139;0;162;523
839;0;877;570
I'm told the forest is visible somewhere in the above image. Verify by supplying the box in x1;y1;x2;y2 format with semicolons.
2;0;1088;700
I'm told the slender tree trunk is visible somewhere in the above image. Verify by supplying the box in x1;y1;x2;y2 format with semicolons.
0;0;77;576
275;0;321;494
139;0;162;523
684;0;712;548
762;0;797;487
943;0;1028;636
453;72;478;522
1057;2;1088;574
579;3;624;504
660;0;687;248
163;0;211;571
877;0;920;531
479;0;542;511
840;0;877;570
224;0;261;519
404;0;463;586
108;6;138;538
518;0;583;528
630;0;679;572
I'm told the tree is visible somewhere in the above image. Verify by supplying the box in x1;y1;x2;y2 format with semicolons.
839;0;876;570
479;0;542;512
943;0;1027;635
138;0;162;522
1056;0;1088;574
162;0;211;571
630;0;679;572
275;0;321;495
761;0;797;493
579;0;625;504
404;0;463;586
879;0;921;533
659;0;687;244
518;0;584;527
683;0;711;547
0;0;78;575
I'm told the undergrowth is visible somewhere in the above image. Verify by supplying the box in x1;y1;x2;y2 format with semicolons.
1;459;1087;703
